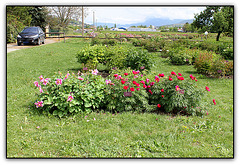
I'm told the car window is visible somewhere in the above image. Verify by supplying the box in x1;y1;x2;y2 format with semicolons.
21;27;38;33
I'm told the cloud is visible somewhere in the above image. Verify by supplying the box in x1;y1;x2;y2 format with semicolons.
84;6;206;24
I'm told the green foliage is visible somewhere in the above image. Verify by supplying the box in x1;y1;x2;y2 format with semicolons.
149;72;206;116
28;7;48;30
167;48;200;65
76;45;107;69
105;68;152;113
194;50;233;77
33;71;106;117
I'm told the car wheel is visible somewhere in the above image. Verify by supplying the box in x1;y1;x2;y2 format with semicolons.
17;42;21;46
37;38;41;45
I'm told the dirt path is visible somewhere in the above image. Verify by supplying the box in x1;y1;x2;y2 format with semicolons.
7;38;65;53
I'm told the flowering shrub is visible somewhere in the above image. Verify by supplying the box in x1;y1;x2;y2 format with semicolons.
149;72;208;116
194;50;233;77
104;68;152;113
33;70;106;117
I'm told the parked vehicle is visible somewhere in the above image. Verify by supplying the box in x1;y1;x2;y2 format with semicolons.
17;27;45;46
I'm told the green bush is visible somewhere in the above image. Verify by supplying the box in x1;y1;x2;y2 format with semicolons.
104;68;152;113
33;71;106;117
168;48;199;65
149;72;206;116
76;45;108;69
194;50;233;77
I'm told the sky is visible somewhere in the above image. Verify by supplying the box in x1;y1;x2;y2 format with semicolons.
84;6;206;25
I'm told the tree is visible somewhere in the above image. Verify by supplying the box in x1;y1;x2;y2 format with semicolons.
48;6;88;29
193;6;233;41
7;6;33;43
183;22;191;32
29;7;49;30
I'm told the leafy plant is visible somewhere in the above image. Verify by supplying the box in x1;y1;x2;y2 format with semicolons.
149;72;207;116
104;68;152;113
33;70;106;117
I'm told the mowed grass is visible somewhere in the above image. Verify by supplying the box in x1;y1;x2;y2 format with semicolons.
7;38;233;158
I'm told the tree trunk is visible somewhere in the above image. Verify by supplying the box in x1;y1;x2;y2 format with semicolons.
216;31;221;41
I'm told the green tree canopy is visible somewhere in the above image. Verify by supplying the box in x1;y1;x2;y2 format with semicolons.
193;6;233;41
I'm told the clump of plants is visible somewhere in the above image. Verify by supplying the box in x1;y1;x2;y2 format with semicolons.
149;71;208;116
104;68;153;113
33;70;106;117
194;50;233;78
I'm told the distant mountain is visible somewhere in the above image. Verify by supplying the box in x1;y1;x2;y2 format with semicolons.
95;17;193;28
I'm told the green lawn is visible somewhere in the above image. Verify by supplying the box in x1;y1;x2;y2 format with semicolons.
7;38;233;158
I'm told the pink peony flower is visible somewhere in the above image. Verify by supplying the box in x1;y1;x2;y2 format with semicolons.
39;75;44;82
136;88;140;91
34;81;40;87
178;73;182;76
42;78;49;86
169;77;173;81
35;101;43;108
146;78;150;83
124;73;128;76
106;79;111;85
159;73;164;77
67;95;74;102
171;71;176;75
78;77;84;81
64;73;70;80
92;69;98;75
175;85;180;91
55;79;62;85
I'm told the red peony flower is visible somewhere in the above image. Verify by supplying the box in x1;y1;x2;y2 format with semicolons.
171;71;176;75
143;84;147;88
159;73;165;77
114;74;118;77
130;87;135;91
155;77;160;82
157;104;161;108
147;85;151;88
121;80;126;84
124;73;128;76
169;77;173;81
149;90;153;94
161;89;164;92
161;95;164;98
136;88;140;91
178;77;184;80
213;99;216;105
132;80;137;85
206;86;210;92
135;83;140;87
123;86;128;90
178;73;182;76
140;80;145;84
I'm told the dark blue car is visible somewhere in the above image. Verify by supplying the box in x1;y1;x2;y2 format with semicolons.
17;26;45;46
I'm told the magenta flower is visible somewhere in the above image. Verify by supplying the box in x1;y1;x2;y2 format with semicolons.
67;95;74;102
35;101;43;108
34;81;40;87
106;79;111;85
206;86;210;92
92;69;98;75
42;78;49;85
39;87;43;93
146;78;150;83
39;75;44;82
78;77;84;81
175;85;180;91
64;73;70;80
55;79;62;85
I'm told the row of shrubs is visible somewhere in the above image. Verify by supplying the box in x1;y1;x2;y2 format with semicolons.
76;44;153;72
33;69;212;118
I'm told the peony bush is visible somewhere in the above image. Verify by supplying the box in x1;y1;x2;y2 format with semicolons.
33;69;215;117
33;70;106;117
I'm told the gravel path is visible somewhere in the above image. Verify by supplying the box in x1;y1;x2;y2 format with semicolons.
7;38;64;53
